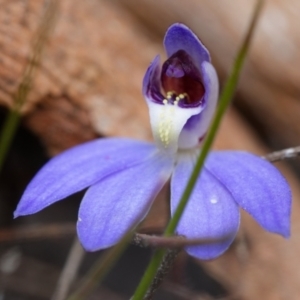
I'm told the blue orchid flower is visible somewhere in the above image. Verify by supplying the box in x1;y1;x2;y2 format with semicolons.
14;23;291;260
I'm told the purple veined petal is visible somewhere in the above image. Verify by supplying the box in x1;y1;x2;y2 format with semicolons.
15;138;157;217
178;61;219;149
205;151;292;237
171;155;240;260
77;152;174;251
164;23;210;68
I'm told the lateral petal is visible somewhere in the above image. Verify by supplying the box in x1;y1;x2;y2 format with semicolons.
77;152;174;251
205;151;292;237
15;138;156;216
171;156;240;260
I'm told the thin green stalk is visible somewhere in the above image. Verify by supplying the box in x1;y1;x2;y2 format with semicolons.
0;0;58;172
131;1;264;299
66;229;134;300
0;110;20;167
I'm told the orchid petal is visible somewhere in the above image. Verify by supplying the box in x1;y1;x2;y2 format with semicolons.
205;151;292;237
77;152;173;251
15;138;156;217
171;156;240;260
164;23;210;68
178;61;219;149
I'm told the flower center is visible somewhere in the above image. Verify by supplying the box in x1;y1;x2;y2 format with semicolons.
161;50;205;106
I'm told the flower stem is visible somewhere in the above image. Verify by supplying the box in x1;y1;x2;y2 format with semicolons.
143;248;180;300
131;0;265;299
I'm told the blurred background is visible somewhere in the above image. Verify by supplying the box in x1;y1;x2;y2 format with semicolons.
1;0;300;299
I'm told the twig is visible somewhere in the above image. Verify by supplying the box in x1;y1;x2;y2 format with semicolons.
263;146;300;162
133;234;230;299
1;223;229;250
0;223;75;242
51;238;85;300
132;233;230;249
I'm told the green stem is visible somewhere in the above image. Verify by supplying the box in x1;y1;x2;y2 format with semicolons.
131;249;165;300
0;110;20;170
131;0;264;299
0;0;58;173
